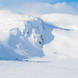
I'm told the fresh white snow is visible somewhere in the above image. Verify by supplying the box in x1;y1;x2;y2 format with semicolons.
41;13;78;59
0;59;78;78
0;10;78;78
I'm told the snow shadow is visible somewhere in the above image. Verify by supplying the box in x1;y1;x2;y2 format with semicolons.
0;43;25;61
0;19;70;61
8;28;44;60
42;21;70;46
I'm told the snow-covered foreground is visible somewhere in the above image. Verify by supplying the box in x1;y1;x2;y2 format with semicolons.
0;10;78;78
0;59;78;78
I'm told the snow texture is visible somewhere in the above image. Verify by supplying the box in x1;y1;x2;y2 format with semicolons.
0;11;78;60
0;10;78;78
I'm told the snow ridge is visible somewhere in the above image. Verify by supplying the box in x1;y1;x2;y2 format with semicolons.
0;11;78;60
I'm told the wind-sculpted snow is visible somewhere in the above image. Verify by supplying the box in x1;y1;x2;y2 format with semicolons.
0;11;78;60
41;14;78;58
0;15;45;60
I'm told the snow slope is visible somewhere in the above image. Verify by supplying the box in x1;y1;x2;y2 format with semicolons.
0;11;45;60
0;59;78;78
0;11;78;78
41;14;78;59
0;10;78;60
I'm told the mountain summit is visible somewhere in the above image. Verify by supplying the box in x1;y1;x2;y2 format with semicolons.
0;11;78;60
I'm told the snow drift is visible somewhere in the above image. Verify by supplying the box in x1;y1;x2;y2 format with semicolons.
41;14;78;58
0;10;78;60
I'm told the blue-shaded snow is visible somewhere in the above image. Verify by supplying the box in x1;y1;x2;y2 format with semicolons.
0;17;70;60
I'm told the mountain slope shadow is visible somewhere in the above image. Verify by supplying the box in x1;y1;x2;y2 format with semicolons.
8;28;44;59
42;21;70;46
0;18;70;61
0;43;26;60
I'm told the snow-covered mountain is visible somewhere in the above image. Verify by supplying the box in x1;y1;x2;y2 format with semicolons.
41;14;78;59
0;10;78;60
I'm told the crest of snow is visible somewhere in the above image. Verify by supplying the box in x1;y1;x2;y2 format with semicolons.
0;10;78;60
41;13;78;58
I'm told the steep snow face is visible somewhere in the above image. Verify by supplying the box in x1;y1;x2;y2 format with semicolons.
23;17;44;47
0;11;45;60
41;13;78;59
0;11;78;60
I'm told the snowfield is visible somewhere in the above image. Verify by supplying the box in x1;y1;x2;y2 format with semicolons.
0;59;78;78
0;10;78;78
41;14;78;59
